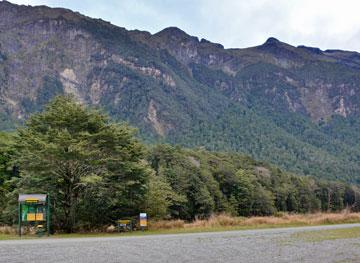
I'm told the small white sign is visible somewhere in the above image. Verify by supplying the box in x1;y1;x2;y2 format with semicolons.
140;213;147;219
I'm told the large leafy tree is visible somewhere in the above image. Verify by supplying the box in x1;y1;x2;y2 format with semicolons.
0;132;16;184
144;173;186;219
233;169;254;216
15;96;149;232
0;132;16;220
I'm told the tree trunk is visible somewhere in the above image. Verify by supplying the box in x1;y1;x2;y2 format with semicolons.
63;170;75;233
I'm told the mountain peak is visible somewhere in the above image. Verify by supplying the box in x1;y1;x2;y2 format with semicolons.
154;27;198;42
2;0;360;184
0;0;20;11
0;1;88;25
156;27;188;37
264;37;281;45
0;1;14;6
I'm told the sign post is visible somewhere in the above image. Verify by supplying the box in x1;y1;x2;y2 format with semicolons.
139;213;147;231
18;194;50;237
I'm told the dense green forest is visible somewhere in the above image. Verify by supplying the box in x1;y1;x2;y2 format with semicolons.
1;96;360;232
3;0;360;186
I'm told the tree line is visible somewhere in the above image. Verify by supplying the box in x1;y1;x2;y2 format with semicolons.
1;96;360;232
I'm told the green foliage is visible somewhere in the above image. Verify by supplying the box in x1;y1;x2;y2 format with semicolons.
2;8;360;186
147;144;360;219
36;75;64;106
13;96;150;232
1;98;360;231
144;173;186;219
251;186;275;216
232;169;254;216
167;101;360;184
0;132;16;220
0;132;15;183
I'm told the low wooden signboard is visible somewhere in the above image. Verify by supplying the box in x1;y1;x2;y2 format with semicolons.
18;194;50;237
139;213;147;229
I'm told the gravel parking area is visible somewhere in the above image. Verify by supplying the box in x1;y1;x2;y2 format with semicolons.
1;224;360;263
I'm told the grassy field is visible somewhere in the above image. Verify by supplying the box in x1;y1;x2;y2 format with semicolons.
0;224;306;241
2;212;360;240
292;226;360;242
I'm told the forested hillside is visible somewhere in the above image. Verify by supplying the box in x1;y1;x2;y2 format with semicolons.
1;97;359;231
1;1;360;183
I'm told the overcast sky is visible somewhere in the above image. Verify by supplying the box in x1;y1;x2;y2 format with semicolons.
9;0;360;52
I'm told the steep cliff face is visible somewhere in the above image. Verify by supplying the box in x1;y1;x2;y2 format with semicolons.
0;1;189;134
142;31;360;122
1;1;360;127
2;1;360;182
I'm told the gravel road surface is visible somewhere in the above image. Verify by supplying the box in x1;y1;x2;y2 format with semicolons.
1;224;360;263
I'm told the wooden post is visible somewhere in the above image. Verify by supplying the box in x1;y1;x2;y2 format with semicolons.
47;194;50;236
18;203;21;237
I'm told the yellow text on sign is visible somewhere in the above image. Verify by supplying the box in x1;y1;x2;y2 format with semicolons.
140;219;147;227
27;213;44;221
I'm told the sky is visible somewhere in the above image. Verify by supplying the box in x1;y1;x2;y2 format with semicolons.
8;0;360;52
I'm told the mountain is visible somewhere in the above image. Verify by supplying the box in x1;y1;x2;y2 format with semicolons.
1;1;360;183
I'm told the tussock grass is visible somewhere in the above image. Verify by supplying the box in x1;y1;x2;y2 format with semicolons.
2;211;360;240
0;225;16;235
151;211;360;231
149;219;185;230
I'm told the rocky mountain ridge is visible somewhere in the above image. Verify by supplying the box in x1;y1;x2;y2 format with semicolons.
1;1;360;183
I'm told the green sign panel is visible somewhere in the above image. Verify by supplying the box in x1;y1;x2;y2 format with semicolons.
21;205;45;222
18;194;50;237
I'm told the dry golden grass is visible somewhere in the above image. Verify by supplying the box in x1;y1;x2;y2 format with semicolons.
149;219;185;230
3;212;360;237
0;225;16;235
186;214;242;228
150;211;360;230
